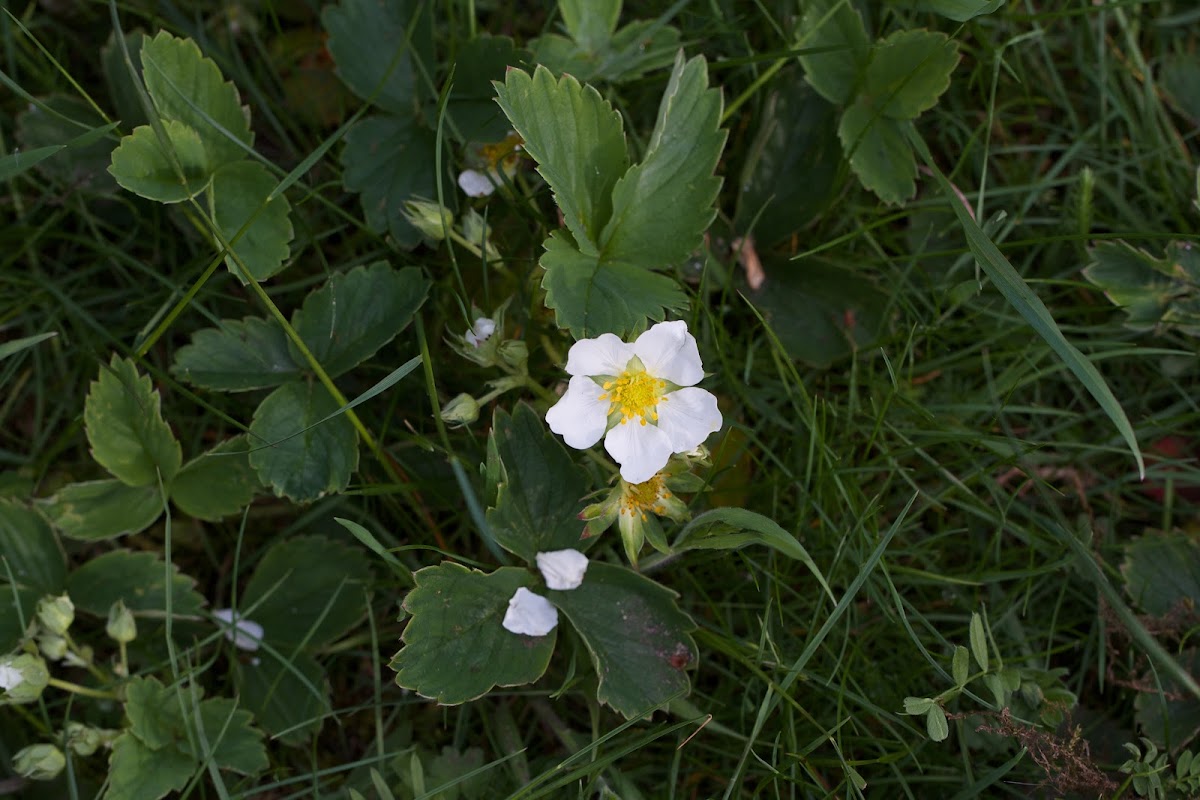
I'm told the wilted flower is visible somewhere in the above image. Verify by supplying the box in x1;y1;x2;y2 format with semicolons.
501;587;557;636
0;653;49;704
546;321;722;483
213;608;264;652
12;744;65;781
536;549;588;590
581;469;695;564
458;131;523;198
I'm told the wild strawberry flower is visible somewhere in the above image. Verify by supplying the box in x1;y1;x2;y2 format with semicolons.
463;316;497;348
213;608;265;652
546;321;722;484
458;131;523;198
502;587;558;636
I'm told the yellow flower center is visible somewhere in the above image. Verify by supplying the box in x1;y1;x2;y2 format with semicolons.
479;132;523;170
620;475;669;520
600;367;667;425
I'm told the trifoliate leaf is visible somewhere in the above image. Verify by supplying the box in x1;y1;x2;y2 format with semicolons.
530;2;680;84
863;30;960;121
247;382;359;502
449;36;528;142
235;651;329;745
486;404;591;563
108;120;211;203
495;65;629;251
340;113;437;248
105;733;194;800
169;436;259;522
290;263;429;378
40;480;162;541
139;31;252;168
322;0;433;114
599;52;725;269
241;535;372;649
1121;533;1200;616
0;498;65;594
391;563;555;704
549;563;696;718
796;0;870;106
540;230;687;339
67;550;205;618
84;356;181;487
171;317;301;392
1083;241;1200;337
210;160;294;284
837;99;917;204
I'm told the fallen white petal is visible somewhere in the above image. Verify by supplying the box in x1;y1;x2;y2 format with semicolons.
502;588;558;636
605;420;674;484
564;333;635;377
458;169;496;197
632;321;704;386
0;663;21;691
656;387;722;452
536;549;589;591
546;375;610;449
213;608;265;652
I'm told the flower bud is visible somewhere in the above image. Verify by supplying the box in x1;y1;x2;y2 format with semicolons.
106;600;137;644
62;645;93;669
439;393;480;427
403;199;453;241
64;721;106;756
497;339;528;372
36;594;74;636
0;653;50;703
12;744;65;781
37;633;68;661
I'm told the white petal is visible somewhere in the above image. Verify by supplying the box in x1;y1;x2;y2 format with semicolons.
605;420;674;484
213;608;265;652
536;549;589;590
0;663;21;691
458;169;495;197
632;320;704;386
656;387;722;452
564;333;635;377
502;588;558;636
472;317;497;339
546;376;610;449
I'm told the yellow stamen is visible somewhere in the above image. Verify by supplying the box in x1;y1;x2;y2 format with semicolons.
621;475;667;516
598;368;667;424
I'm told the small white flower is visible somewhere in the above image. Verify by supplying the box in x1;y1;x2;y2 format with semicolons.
213;608;265;652
458;169;496;198
501;588;558;636
536;549;589;590
464;316;497;347
0;662;22;691
546;320;723;484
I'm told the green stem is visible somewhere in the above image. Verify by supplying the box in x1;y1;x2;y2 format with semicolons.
48;678;117;700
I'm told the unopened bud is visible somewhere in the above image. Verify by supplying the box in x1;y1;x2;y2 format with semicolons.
497;339;528;372
36;594;74;636
403;199;453;241
0;653;49;703
106;600;137;644
37;633;67;661
440;393;480;427
12;744;65;781
64;722;106;757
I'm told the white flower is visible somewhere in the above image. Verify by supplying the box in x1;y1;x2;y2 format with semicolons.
501;588;558;636
464;316;497;347
536;549;588;590
213;608;264;652
546;320;722;484
458;169;497;198
0;662;22;691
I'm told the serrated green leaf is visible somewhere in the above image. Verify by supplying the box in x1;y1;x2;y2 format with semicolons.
0;499;65;593
190;695;269;774
952;645;970;686
450;36;529;142
40;480;162;541
796;0;870;105
241;535;371;649
85;356;182;487
171;316;301;392
391;563;555;704
169;436;259;521
673;507;834;603
599;52;724;268
235;651;329;745
1083;241;1200;336
969;612;989;673
495;65;629;250
915;0;1005;21
341;114;437;248
540;230;687;338
486;404;591;563
108;120;211;202
67;550;205;618
600;20;682;83
322;0;433;114
1121;533;1200;616
290;263;429;378
13;95;119;191
104;732;194;800
550;562;696;718
139;31;252;168
248;382;359;502
210;160;293;283
560;0;619;52
838;99;917;204
864;30;959;121
124;676;182;748
926;705;949;741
